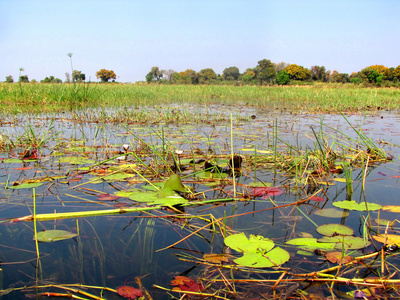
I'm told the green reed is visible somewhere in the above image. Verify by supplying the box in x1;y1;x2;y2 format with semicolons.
1;83;399;114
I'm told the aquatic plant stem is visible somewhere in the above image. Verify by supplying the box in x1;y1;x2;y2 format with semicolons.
230;114;236;197
33;188;39;258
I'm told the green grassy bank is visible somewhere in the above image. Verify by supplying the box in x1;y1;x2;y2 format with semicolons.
1;82;399;114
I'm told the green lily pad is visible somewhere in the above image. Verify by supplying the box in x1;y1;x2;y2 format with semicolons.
163;174;189;193
58;157;95;165
9;182;44;189
314;208;350;218
4;158;24;163
233;247;290;268
286;238;336;250
128;190;187;206
248;182;273;187
225;233;289;268
128;191;159;203
225;233;275;253
35;230;77;242
195;171;228;179
318;236;370;250
102;173;135;181
333;200;382;211
316;224;354;236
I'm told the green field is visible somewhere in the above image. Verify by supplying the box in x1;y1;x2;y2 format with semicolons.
1;83;399;115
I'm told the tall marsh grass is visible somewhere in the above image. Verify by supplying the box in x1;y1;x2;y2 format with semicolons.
0;83;399;114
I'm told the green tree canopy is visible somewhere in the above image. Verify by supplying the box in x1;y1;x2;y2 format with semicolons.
360;65;388;85
256;59;276;84
96;69;117;83
19;75;29;83
311;66;327;81
146;66;164;83
177;69;199;84
72;70;86;82
242;69;256;82
5;75;13;83
275;70;290;85
199;68;217;83
222;66;240;81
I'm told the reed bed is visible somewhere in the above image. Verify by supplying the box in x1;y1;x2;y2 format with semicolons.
1;83;399;114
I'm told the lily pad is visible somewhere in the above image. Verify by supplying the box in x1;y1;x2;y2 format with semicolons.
316;224;354;236
225;233;290;268
286;237;336;250
4;158;24;163
333;200;382;211
35;230;77;242
233;247;290;268
318;236;370;250
10;182;44;189
325;251;353;264
102;173;135;181
314;208;350;218
382;205;400;213
163;174;189;193
195;171;228;179
372;234;400;246
58;156;95;165
225;233;275;253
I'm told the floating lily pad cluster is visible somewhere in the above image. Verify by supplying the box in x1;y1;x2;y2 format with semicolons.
224;233;290;268
116;174;190;206
287;223;370;251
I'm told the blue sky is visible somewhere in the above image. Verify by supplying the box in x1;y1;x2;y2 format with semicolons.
1;0;399;83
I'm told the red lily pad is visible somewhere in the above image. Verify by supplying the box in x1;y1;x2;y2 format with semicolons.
252;187;284;197
170;276;204;292
97;194;120;201
117;286;143;299
309;196;325;202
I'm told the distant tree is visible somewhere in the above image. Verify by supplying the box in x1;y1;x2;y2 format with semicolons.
72;70;85;82
178;69;199;84
350;72;361;84
96;69;117;82
42;76;54;83
311;66;327;81
393;65;400;80
332;72;350;83
19;75;29;83
273;62;290;73
65;72;71;83
199;68;217;83
284;64;311;81
163;69;175;82
275;70;290;85
146;66;163;83
5;75;13;83
256;59;276;84
42;76;62;83
222;66;240;81
360;65;388;85
241;69;256;83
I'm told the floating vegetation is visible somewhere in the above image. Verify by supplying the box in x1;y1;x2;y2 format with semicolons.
1;104;400;299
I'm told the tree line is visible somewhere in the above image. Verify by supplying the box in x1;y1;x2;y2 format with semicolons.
4;58;400;86
145;59;400;87
4;68;117;84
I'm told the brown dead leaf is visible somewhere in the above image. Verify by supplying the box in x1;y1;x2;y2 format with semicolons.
203;253;229;264
325;251;353;264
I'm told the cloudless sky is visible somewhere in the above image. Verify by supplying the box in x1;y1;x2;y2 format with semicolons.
1;0;399;83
